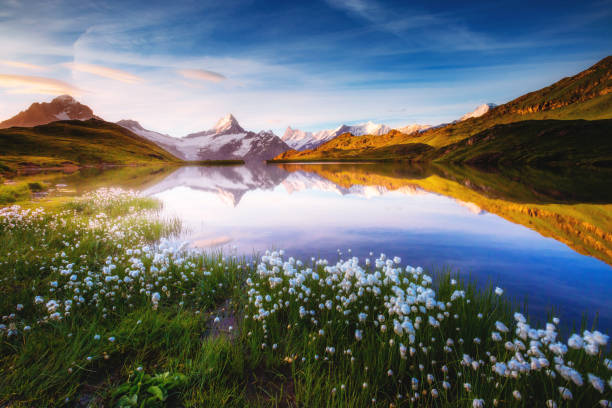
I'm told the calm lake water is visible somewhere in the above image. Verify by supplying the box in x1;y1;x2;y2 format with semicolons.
27;163;612;332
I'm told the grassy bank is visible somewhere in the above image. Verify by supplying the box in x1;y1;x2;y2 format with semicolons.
1;190;610;407
0;119;181;174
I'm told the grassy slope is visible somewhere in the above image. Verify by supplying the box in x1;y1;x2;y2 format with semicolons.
431;119;612;166
276;163;612;266
0;119;180;172
273;56;612;162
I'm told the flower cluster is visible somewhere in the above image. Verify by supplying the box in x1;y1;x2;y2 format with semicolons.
1;189;228;340
243;250;612;406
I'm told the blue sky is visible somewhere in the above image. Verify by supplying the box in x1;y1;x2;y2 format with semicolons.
0;0;610;136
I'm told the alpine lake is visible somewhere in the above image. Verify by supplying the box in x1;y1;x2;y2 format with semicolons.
7;161;611;333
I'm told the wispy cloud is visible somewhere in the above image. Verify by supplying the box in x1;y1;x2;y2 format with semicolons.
64;62;142;83
0;74;82;95
0;60;46;71
178;68;226;82
325;0;503;52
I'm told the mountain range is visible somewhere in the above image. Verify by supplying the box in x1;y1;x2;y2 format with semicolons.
118;115;289;162
0;55;610;171
273;56;612;164
279;103;496;152
0;97;291;163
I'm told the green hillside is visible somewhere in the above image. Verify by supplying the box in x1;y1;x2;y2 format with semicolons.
273;56;612;163
433;119;612;166
0;119;180;172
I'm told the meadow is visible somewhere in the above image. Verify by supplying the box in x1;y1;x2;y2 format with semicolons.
0;189;611;407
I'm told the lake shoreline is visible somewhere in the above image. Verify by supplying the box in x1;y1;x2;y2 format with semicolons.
1;190;610;406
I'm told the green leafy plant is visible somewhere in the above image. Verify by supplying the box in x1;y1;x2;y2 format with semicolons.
112;370;188;407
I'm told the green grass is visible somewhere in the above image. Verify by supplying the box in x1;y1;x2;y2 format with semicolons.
432;119;612;167
1;190;610;407
0;119;181;173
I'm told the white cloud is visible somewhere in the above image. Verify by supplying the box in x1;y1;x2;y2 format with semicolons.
178;69;226;82
0;74;82;95
0;60;47;71
64;62;142;83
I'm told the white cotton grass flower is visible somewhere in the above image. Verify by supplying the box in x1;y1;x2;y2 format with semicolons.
494;287;504;296
546;401;557;408
495;321;509;333
588;373;605;393
568;333;584;349
558;387;573;400
473;398;485;408
354;329;363;341
513;390;522;400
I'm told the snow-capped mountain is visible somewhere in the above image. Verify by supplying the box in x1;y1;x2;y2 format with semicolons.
459;103;497;122
0;95;97;128
117;114;291;162
184;114;245;138
282;121;392;151
395;124;432;134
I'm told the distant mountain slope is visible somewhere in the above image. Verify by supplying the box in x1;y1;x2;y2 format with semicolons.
414;57;612;149
118;114;291;162
0;119;179;172
274;119;612;166
282;121;392;151
0;95;98;128
116;119;185;159
396;123;432;134
273;56;612;163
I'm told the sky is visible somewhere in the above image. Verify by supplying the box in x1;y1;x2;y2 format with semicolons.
0;0;611;137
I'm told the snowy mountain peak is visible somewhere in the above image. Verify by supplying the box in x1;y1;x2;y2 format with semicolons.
213;113;244;135
395;123;432;134
51;95;77;105
186;113;246;139
119;115;290;163
283;121;393;151
459;103;497;121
